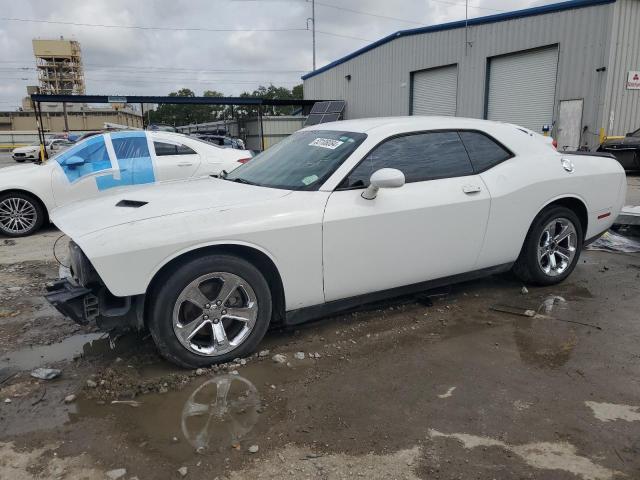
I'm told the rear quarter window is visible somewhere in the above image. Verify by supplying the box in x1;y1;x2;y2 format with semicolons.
154;141;196;156
459;131;512;172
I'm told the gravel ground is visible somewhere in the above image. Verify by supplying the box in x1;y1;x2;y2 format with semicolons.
0;151;640;479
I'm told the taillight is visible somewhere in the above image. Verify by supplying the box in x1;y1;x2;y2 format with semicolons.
237;157;251;164
552;139;558;150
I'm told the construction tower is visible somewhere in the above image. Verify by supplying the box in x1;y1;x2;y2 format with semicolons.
32;37;85;95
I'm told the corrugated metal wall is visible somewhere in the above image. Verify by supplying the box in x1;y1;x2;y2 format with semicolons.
603;0;640;136
176;116;306;150
304;2;619;147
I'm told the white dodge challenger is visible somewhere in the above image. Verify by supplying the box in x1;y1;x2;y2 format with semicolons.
45;117;626;368
0;130;252;237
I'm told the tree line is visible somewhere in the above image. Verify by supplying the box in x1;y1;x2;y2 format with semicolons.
147;84;303;126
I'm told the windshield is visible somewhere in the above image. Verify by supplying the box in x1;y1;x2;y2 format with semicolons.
225;130;367;190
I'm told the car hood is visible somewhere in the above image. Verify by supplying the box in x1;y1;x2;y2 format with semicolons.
51;177;292;238
0;163;45;181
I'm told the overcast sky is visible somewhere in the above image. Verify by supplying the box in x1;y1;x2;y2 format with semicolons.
0;0;556;109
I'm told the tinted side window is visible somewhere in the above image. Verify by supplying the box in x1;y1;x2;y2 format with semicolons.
344;131;473;188
176;144;196;155
154;141;196;156
459;131;511;172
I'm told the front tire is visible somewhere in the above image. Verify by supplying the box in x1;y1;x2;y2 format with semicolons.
148;254;272;368
0;192;45;237
513;206;583;286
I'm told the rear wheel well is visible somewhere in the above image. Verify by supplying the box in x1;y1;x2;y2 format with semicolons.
545;197;588;236
0;189;49;223
146;244;286;327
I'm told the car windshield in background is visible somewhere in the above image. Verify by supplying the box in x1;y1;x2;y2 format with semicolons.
225;130;367;190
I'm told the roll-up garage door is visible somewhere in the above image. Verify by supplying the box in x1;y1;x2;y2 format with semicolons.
486;47;558;133
411;65;458;116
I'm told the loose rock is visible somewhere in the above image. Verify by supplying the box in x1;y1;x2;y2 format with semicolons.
521;286;529;294
64;394;76;404
248;445;259;453
86;379;98;388
4;398;11;404
258;349;270;357
294;352;305;360
30;368;61;380
272;354;287;364
105;468;127;480
178;466;188;477
195;368;206;376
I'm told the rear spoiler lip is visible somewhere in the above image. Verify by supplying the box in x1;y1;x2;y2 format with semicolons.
560;151;616;159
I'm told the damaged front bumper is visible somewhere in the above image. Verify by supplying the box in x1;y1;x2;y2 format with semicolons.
45;277;144;331
45;278;99;325
45;242;145;334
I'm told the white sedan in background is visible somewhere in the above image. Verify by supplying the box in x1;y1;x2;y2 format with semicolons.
0;130;252;237
46;117;626;368
12;138;75;162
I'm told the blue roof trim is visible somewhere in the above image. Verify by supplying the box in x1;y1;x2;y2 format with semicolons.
301;0;615;80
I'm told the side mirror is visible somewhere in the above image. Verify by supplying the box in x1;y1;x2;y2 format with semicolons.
63;156;86;167
361;168;405;200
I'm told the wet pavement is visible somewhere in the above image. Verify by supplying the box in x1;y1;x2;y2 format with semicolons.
0;246;639;479
0;170;639;479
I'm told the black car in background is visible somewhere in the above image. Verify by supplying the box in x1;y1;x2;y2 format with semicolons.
598;127;640;170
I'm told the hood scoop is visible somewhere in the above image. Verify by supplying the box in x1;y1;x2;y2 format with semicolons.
116;199;148;208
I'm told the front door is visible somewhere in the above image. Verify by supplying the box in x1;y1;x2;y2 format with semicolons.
51;134;116;207
51;132;157;207
322;131;491;302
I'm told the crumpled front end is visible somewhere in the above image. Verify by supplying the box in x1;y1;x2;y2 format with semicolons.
45;241;144;332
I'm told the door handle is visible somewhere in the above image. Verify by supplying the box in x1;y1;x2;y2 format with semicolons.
177;162;194;167
462;185;482;194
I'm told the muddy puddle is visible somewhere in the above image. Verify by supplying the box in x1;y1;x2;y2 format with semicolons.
0;331;146;372
69;363;291;463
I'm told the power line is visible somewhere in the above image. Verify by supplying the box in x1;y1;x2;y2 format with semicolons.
0;64;307;74
0;75;300;85
0;16;305;32
313;1;426;26
312;0;504;26
0;16;371;41
424;0;504;12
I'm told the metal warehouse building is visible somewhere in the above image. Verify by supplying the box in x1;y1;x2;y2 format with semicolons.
303;0;640;150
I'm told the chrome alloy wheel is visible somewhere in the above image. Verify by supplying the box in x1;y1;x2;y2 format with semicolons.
537;217;577;277
0;197;37;235
172;272;258;357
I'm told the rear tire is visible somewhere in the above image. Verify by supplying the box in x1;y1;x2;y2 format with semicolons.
512;206;583;286
148;254;272;368
0;192;45;237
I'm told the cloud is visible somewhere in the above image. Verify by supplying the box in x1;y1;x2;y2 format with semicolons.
0;0;552;108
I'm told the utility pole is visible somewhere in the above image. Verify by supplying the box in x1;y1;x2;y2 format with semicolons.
464;0;472;54
465;0;468;55
307;0;316;70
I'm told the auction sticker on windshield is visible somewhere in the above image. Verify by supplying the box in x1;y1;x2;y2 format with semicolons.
309;138;344;149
